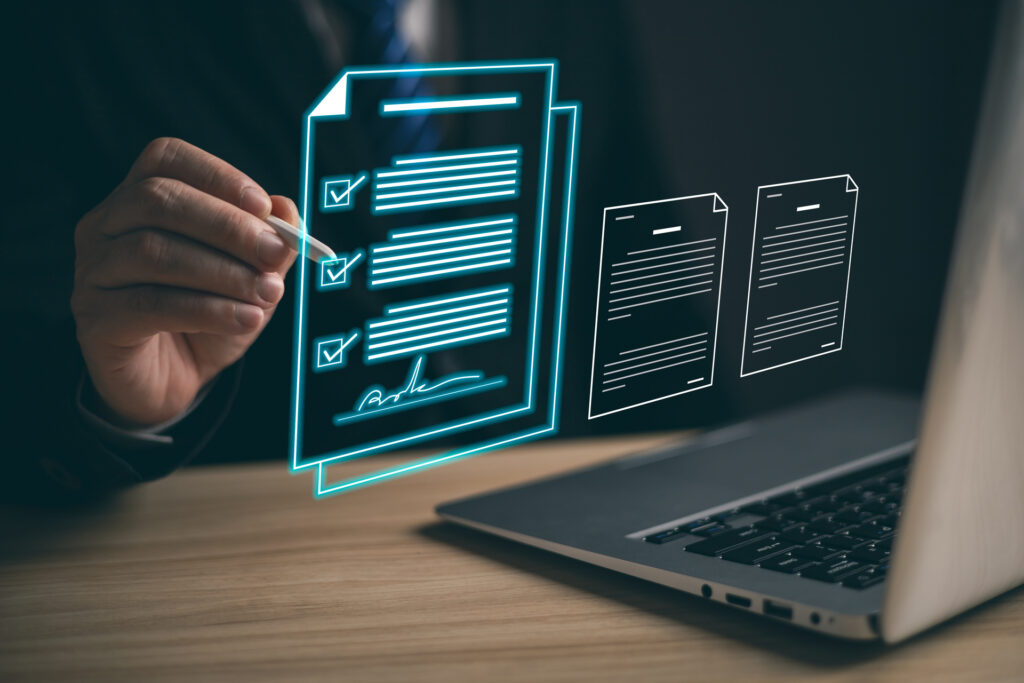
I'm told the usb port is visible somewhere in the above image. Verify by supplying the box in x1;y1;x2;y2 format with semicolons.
763;600;793;620
725;593;752;608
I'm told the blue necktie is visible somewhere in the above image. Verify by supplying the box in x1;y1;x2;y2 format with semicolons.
348;0;441;160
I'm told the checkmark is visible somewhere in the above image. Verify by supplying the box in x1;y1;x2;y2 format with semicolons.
317;250;364;291
314;330;361;372
321;173;367;212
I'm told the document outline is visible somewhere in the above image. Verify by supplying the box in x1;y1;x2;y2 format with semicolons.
588;193;728;420
288;61;579;496
739;174;859;377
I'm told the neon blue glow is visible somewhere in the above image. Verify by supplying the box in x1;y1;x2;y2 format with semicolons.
370;260;513;287
373;189;519;214
313;330;362;372
369;309;507;339
370;300;509;328
393;145;521;166
332;355;507;426
368;230;517;288
376;169;518;189
373;239;513;263
317;249;364;291
371;147;521;214
321;173;367;212
314;103;580;496
367;318;509;350
375;159;518;178
291;61;578;496
373;229;514;253
366;326;510;363
372;250;513;274
375;179;517;201
379;92;520;116
382;285;511;314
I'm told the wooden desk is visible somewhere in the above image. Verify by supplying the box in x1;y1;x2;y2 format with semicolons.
1;435;1022;682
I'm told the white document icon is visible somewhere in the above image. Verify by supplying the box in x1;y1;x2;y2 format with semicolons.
740;174;859;376
588;194;728;419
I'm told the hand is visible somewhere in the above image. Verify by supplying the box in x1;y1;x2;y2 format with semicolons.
71;137;298;427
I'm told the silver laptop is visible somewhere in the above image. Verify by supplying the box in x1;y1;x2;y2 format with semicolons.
437;2;1024;642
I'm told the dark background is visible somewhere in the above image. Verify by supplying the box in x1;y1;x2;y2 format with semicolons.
2;2;998;473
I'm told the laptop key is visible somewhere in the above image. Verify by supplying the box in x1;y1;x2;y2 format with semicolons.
862;498;899;515
691;523;732;537
755;514;792;532
760;553;816;574
778;525;825;544
644;527;690;544
847;521;896;540
820;534;865;551
808;517;851;534
834;507;877;524
842;567;887;589
792;544;843;561
849;544;889;563
804;497;840;514
720;537;797;565
800;558;869;583
782;508;817;523
684;525;770;556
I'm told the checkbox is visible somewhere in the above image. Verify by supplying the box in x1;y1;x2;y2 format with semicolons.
319;257;349;289
314;331;360;372
321;173;367;212
316;249;364;291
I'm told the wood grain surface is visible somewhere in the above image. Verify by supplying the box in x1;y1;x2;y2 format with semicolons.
1;434;1022;682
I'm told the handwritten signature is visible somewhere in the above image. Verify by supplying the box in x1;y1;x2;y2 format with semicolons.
355;355;484;414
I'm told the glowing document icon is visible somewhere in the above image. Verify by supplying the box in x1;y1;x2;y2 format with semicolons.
740;175;858;376
588;194;728;419
291;61;579;497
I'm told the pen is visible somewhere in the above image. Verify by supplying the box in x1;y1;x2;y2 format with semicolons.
264;215;336;262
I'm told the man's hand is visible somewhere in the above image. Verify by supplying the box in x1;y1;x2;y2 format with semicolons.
72;137;298;427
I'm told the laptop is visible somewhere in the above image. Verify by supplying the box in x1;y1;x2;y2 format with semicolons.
437;2;1024;642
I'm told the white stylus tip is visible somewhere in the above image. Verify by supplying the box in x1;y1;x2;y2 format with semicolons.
264;215;337;262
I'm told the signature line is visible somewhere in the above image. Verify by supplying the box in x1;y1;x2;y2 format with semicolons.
332;377;507;426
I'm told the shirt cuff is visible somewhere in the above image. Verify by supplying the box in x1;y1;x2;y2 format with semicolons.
76;373;218;451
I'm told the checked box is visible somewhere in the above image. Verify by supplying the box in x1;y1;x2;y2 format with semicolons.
321;172;367;212
314;330;362;372
318;249;365;291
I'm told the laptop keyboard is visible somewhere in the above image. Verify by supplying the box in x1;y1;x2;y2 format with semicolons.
643;456;909;589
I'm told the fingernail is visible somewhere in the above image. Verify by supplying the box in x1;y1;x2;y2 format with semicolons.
235;303;264;330
257;231;289;267
240;187;272;217
256;273;284;305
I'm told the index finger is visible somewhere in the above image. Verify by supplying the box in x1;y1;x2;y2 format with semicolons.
125;137;272;218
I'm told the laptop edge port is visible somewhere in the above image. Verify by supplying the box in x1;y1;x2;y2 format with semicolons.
725;593;752;608
763;600;793;620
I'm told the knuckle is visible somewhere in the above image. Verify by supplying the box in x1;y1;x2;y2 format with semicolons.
140;136;182;169
136;176;178;215
215;204;260;254
131;230;169;269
